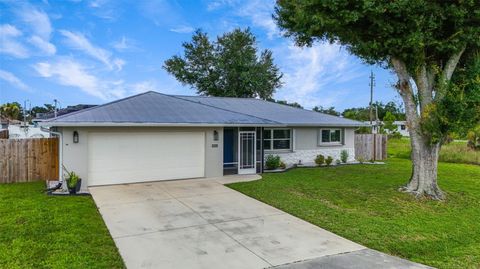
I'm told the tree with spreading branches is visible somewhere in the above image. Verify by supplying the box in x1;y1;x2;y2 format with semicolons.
275;0;480;199
164;28;283;99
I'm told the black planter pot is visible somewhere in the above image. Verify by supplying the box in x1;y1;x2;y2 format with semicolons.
68;178;82;194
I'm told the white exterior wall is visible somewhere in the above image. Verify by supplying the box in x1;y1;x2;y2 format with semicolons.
59;127;223;191
265;127;356;166
394;121;410;137
8;125;50;138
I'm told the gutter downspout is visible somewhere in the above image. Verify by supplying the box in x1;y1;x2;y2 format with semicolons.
41;126;66;192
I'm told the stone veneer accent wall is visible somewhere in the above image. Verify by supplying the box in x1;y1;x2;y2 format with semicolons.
266;148;355;166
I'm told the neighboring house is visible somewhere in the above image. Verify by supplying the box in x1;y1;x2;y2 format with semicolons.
366;120;409;136
0;116;49;139
40;91;366;190
1;116;9;130
33;104;97;123
7;124;50;139
393;121;409;136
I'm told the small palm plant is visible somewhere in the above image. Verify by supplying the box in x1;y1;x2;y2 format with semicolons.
64;168;81;194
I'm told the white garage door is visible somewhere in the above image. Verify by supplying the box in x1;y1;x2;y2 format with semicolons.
87;132;205;186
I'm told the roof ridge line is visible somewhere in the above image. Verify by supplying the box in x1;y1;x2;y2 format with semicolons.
43;91;156;122
168;94;283;125
184;95;364;124
253;98;350;120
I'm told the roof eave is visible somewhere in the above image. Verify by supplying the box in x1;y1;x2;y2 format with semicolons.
284;123;370;127
39;122;285;127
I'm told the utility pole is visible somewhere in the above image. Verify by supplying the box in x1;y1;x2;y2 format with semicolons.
23;100;30;126
53;99;58;118
369;71;375;129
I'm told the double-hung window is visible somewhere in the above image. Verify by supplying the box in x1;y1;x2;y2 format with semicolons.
319;128;342;145
263;129;291;150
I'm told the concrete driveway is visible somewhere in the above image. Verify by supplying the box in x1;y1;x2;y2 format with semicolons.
90;175;431;269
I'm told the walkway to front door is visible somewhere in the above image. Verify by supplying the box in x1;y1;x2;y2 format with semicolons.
90;175;431;269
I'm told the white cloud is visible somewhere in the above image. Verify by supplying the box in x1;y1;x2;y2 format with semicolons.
170;25;195;34
0;69;30;91
33;58;126;100
206;0;240;11
14;3;56;56
88;0;122;21
0;24;29;58
59;30;125;71
274;42;362;108
111;36;139;52
89;0;105;8
28;35;56;55
15;4;52;40
206;0;278;39
112;36;128;51
130;80;158;94
207;0;363;108
236;0;278;39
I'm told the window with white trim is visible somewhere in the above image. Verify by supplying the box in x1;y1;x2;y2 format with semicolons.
263;129;291;150
319;128;342;145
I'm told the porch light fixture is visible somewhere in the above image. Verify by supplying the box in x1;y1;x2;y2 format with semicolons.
73;131;79;143
213;130;219;141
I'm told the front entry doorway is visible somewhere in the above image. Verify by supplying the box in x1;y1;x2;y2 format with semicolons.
238;131;256;174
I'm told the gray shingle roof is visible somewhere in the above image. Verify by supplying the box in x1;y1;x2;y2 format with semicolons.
41;92;278;126
176;95;365;127
42;91;366;127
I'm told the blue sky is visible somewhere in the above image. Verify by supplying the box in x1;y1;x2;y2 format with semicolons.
0;0;401;111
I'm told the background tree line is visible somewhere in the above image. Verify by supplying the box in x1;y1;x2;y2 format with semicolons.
0;102;55;123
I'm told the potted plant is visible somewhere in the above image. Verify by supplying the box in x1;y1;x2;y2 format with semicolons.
66;171;82;194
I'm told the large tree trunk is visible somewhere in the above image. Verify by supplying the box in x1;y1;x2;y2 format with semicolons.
391;58;442;199
402;132;444;199
390;49;465;200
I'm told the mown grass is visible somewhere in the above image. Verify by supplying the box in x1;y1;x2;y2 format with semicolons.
228;155;480;268
389;137;480;165
0;182;125;269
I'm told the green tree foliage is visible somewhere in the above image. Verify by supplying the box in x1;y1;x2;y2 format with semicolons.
30;104;55;117
467;125;480;150
274;0;480;199
342;101;404;121
313;106;340;116
268;99;303;108
0;102;22;120
382;111;398;134
432;52;480;141
164;28;283;99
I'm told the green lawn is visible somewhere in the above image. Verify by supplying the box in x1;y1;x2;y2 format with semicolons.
389;137;480;165
228;155;480;268
0;182;124;269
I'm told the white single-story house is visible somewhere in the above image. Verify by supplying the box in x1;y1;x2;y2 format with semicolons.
7;124;50;139
40;91;366;190
368;120;409;136
393;121;409;136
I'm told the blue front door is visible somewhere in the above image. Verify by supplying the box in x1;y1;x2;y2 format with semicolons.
223;128;234;167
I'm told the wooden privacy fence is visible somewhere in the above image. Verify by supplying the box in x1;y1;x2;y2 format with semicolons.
355;134;388;161
0;138;59;183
